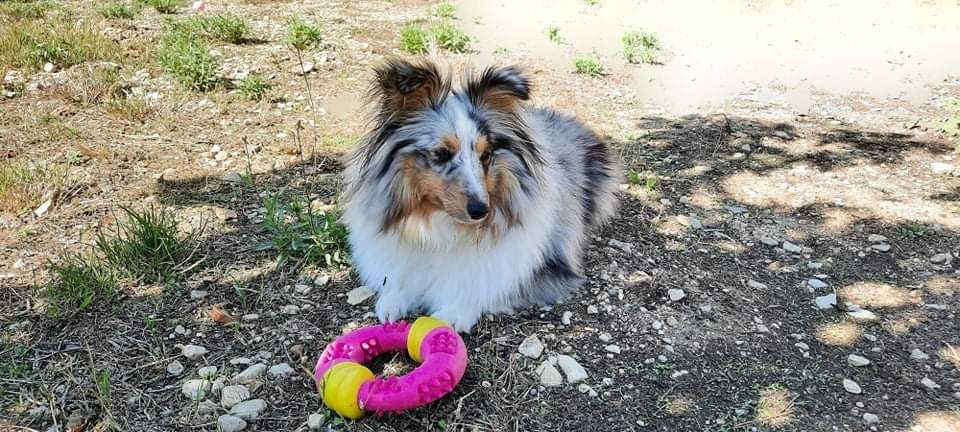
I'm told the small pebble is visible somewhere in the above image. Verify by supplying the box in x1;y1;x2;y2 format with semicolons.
843;378;862;394
218;415;246;432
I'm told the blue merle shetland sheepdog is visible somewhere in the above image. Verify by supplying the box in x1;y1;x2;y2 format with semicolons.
342;58;619;332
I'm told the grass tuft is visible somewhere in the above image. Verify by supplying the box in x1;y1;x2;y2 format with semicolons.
430;1;456;19
756;385;797;427
574;53;605;77
100;1;139;19
432;21;470;53
95;206;203;283
399;23;430;55
0;161;67;212
0;19;120;70
45;252;117;317
622;30;661;64
238;73;271;100
285;18;323;51
0;0;58;20
156;25;220;91
142;0;184;14
545;25;562;44
255;192;348;268
174;14;252;44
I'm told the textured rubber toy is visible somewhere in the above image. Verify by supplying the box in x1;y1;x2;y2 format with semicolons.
314;317;468;418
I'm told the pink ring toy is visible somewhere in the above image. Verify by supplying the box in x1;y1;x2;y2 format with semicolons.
314;316;468;418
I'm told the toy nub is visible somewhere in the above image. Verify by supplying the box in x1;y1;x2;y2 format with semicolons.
314;316;468;418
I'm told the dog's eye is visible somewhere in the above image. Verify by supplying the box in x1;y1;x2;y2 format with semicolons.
432;147;454;164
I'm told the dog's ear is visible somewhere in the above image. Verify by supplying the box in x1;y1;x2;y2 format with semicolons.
465;65;531;112
372;58;448;117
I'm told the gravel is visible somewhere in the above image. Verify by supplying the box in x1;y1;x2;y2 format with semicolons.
181;345;208;360
518;335;545;359
218;415;247;432
346;286;374;305
221;385;251;409
667;289;686;302
557;355;588;383
181;379;211;400
233;364;268;384
847;354;871;367
268;363;296;378
167;361;184;376
843;378;862;394
229;399;267;421
536;361;564;387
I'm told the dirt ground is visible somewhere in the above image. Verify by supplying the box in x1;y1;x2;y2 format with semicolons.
2;1;960;431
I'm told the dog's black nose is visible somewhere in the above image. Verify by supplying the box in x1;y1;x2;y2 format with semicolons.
467;198;489;220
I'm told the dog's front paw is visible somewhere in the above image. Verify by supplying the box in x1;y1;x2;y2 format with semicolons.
431;307;480;333
375;291;411;323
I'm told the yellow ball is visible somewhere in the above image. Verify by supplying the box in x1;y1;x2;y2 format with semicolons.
406;316;450;363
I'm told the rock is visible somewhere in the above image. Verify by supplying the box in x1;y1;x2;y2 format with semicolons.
215;207;238;220
807;279;828;289
586;305;599;314
181;345;208;360
222;172;243;183
174;325;188;335
198;399;219;414
699;305;713;313
211;377;226;395
182;379;211;400
233;364;267;384
671;370;689;379
536;361;563;387
725;205;747;214
598;333;612;343
848;309;878;321
221;385;250;409
871;244;891;252
605;345;621;354
847;354;871;367
307;413;325;430
920;377;940;391
167;361;184;376
807;261;823;269
230;357;253;365
930;253;953;265
910;349;929;361
198;366;218;378
652;320;663;330
190;290;208;300
215;151;229;161
782;241;803;253
561;311;573;325
217;414;247;432
608;239;634;253
666;316;679;327
795;342;810;351
931;162;954;174
346;286;374;305
867;234;887;243
747;280;767;289
843;378;862;394
242;314;259;321
281;305;300;315
293;62;315;75
518;335;544;359
43;63;57;73
668;289;686;302
556;355;588;383
229;399;267;421
760;236;779;246
815;294;837;310
268;363;295;378
863;413;880;424
294;283;312;295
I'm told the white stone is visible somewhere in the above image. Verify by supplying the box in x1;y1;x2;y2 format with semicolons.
605;345;621;354
815;294;837;310
281;305;300;315
863;413;879;424
930;253;953;265
586;305;599;314
598;333;612;343
268;363;295;378
181;345;208;360
220;385;250;409
794;342;810;351
910;349;929;361
233;364;267;384
843;378;862;394
182;379;211;400
536;362;563;387
848;309;877;321
871;244;891;252
561;311;573;325
518;335;544;359
931;162;954;174
174;325;187;335
42;63;57;73
668;289;686;302
782;241;803;253
229;399;267;421
190;290;208;300
556;355;588;383
920;377;940;391
217;415;247;432
346;286;374;305
867;234;887;243
807;279;828;289
230;357;253;365
307;413;325;430
847;354;870;367
747;280;767;289
198;366;217;378
167;361;184;376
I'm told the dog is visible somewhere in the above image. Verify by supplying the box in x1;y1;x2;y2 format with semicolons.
341;59;619;332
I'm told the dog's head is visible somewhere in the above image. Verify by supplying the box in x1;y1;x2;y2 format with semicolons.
350;59;542;239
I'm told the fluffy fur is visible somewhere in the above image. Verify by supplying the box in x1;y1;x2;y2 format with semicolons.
342;59;619;332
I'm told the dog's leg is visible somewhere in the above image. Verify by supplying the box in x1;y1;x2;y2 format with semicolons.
374;288;415;323
430;301;482;333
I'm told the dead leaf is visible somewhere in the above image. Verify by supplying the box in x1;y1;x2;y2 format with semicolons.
210;305;238;324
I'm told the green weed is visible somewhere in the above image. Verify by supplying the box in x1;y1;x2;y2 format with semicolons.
45;252;117;317
0;343;30;379
238;73;271;101
255;192;348;268
95;206;203;283
901;222;927;238
175;14;251;43
0;0;58;20
545;25;562;44
142;0;183;14
940;98;960;151
433;21;470;53
0;161;67;212
399;23;429;54
574;53;605;77
622;30;661;64
285;18;323;51
100;1;139;19
0;19;120;70
156;26;220;91
583;0;600;5
431;1;456;19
